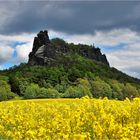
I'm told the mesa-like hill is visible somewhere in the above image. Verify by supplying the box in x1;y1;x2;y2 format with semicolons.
0;30;140;101
28;30;109;66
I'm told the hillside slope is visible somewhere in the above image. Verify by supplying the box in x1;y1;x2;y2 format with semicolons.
0;30;140;100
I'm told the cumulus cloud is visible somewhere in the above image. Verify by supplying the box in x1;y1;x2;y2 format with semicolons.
0;33;35;65
0;46;14;64
15;42;32;63
107;43;140;78
65;29;140;46
0;33;35;44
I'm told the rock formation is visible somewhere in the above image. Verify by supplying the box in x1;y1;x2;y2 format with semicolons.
28;30;109;66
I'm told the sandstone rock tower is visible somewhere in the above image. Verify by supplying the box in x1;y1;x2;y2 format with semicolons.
28;30;109;66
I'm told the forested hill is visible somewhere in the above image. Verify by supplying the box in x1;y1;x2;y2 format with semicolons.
0;30;140;101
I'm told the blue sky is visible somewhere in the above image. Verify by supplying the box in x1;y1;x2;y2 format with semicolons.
0;1;140;78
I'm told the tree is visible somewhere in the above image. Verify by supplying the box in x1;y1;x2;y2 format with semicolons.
0;80;16;101
110;80;124;100
68;67;82;82
24;83;60;99
44;88;60;98
64;84;92;98
9;76;20;94
24;84;40;99
19;79;29;96
91;79;112;98
77;78;91;88
123;83;139;99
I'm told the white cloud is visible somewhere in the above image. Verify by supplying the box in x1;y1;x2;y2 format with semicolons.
92;29;139;46
106;43;140;78
0;33;35;65
0;65;4;70
64;28;140;46
15;42;32;63
0;33;35;44
0;46;14;63
65;34;94;45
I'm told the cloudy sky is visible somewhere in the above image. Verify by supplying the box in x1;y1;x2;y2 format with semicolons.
0;1;140;78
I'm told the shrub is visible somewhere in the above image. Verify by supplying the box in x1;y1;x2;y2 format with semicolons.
123;83;139;99
64;85;92;98
91;79;112;98
24;84;40;99
0;80;16;101
34;87;60;98
44;88;60;98
24;84;60;99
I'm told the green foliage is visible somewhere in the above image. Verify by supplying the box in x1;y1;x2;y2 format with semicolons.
0;80;16;101
0;75;9;82
51;38;67;46
9;75;21;94
123;83;139;99
109;80;124;100
24;83;60;99
0;41;140;100
91;78;112;99
64;84;92;98
19;79;29;96
43;88;60;98
24;84;40;99
68;67;83;82
77;78;91;88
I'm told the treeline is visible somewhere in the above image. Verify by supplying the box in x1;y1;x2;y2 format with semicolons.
21;77;140;100
0;53;140;101
0;73;139;101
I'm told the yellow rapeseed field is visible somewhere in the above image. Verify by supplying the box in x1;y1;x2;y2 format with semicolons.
0;97;140;140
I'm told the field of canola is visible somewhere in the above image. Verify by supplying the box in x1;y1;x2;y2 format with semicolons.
0;97;140;140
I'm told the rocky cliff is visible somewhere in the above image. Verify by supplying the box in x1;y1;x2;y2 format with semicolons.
28;30;109;66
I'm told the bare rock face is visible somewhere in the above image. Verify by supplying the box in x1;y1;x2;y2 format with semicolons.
28;30;51;65
28;30;109;66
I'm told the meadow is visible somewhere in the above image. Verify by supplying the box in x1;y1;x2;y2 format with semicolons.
0;97;139;140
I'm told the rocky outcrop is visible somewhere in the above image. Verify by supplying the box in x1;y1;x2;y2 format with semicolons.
28;30;109;66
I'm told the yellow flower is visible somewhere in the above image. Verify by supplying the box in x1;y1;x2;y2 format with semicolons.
0;97;139;139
